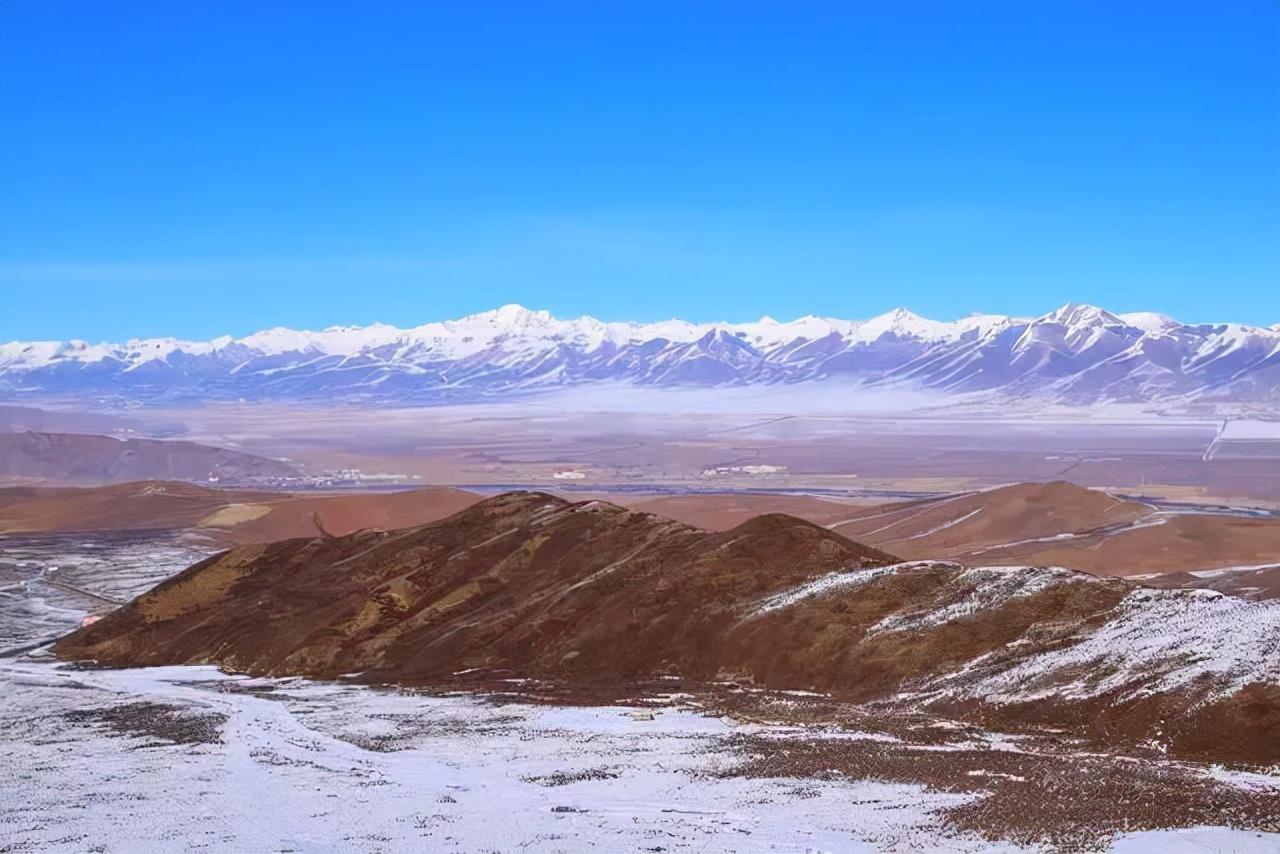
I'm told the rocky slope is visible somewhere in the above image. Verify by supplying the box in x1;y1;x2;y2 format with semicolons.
4;303;1278;407
56;492;1280;764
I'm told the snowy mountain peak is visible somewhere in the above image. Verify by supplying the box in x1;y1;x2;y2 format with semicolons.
856;308;957;342
1042;302;1123;328
884;307;924;324
1;304;1275;409
468;304;555;328
1116;312;1180;336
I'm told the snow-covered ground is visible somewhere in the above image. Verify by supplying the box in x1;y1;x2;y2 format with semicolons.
1;658;1010;853
957;586;1280;704
0;531;212;652
4;659;1275;853
1109;827;1280;853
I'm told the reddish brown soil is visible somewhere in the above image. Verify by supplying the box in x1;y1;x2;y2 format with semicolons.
707;681;1280;842
215;488;481;542
723;725;1280;849
626;493;873;531
823;481;1280;579
829;481;1150;553
0;480;480;543
1144;565;1280;601
0;481;279;533
622;482;1280;580
9;478;1278;583
988;514;1280;576
0;485;48;509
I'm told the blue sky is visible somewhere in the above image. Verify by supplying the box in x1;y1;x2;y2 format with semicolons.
1;1;1277;341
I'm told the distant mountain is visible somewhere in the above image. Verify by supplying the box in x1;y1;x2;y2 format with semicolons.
0;432;299;485
3;303;1277;409
0;405;141;434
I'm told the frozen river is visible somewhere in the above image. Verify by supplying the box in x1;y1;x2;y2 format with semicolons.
0;531;212;653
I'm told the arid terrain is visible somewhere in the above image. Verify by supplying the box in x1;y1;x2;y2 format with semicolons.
5;0;1277;846
0;480;478;543
3;407;1278;851
6;403;1278;504
1;489;1271;850
5;475;1277;597
635;482;1280;588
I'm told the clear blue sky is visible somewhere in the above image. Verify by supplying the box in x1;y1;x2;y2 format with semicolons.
1;1;1277;340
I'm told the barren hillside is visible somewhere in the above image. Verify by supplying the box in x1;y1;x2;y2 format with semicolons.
637;482;1280;582
57;492;1280;765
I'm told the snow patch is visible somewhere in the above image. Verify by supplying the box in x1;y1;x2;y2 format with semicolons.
959;588;1280;704
752;563;914;615
868;566;1083;635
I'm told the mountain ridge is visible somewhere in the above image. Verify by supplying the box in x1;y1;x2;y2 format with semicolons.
3;303;1278;408
55;490;1280;765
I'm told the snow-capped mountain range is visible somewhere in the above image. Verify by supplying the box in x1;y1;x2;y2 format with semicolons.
2;303;1277;409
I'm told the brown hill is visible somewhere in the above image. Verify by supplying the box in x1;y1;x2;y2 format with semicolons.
627;493;873;531
0;479;480;543
820;481;1280;579
0;430;298;485
581;484;1280;583
0;485;47;509
1143;564;1280;601
0;404;143;434
619;483;1145;540
208;487;483;542
0;481;278;533
964;513;1280;576
56;492;1280;765
827;481;1149;554
56;493;897;683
